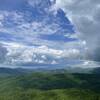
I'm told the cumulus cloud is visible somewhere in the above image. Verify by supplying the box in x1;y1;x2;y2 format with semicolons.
0;42;81;66
54;0;100;61
0;0;91;67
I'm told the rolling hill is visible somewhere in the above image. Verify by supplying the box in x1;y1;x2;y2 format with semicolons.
0;69;100;100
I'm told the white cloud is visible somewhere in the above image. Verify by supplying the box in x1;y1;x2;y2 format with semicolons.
78;60;100;68
0;42;81;65
17;21;60;36
0;11;24;24
28;0;42;7
41;55;47;60
0;1;83;54
51;60;57;64
0;0;89;67
54;0;100;61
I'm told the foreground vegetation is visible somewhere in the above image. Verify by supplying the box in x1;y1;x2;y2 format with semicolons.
0;72;100;100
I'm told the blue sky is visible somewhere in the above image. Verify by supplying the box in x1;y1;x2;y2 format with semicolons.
0;0;100;68
0;0;76;44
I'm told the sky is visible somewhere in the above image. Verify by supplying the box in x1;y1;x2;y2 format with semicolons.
0;0;100;68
